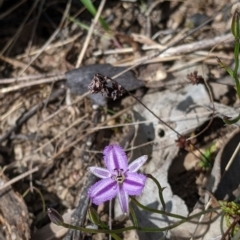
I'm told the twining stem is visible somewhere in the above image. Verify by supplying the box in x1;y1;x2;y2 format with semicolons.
60;205;220;234
146;174;166;211
222;37;240;124
233;39;240;99
222;10;240;124
223;113;240;124
130;197;186;220
130;204;139;227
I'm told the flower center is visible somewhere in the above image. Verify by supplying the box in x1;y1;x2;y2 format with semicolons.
112;169;125;184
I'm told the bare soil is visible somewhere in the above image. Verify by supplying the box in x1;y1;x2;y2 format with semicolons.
0;0;239;239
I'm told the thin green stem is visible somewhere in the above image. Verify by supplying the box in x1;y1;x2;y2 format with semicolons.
130;197;186;220
23;187;46;221
130;204;138;227
97;222;121;240
94;217;121;240
109;233;122;240
131;196;221;221
61;205;220;234
62;220;187;234
233;39;240;99
234;40;239;73
146;174;166;211
223;113;240;124
80;0;109;30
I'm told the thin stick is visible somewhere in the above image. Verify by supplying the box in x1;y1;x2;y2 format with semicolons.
0;72;63;84
93;47;133;56
0;51;38;74
75;0;106;68
186;80;215;142
0;0;27;20
0;0;39;55
26;0;46;59
225;142;240;171
114;34;232;67
38;92;89;127
109;200;112;240
221;216;240;240
0;88;65;143
0;167;39;191
34;114;88;154
0;101;23;121
190;199;213;239
17;32;82;59
16;0;72;78
110;0;235;80
48;105;133;161
0;74;66;94
187;30;237;140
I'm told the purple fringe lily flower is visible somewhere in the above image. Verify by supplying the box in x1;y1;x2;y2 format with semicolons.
88;144;147;214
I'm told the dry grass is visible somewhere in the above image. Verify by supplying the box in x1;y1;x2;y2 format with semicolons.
0;0;239;239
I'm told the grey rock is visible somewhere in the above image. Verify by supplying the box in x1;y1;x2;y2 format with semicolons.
66;64;143;106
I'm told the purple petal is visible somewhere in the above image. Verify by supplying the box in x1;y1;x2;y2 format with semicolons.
117;186;129;214
128;155;148;172
88;167;111;178
103;144;128;172
123;172;146;196
88;178;118;205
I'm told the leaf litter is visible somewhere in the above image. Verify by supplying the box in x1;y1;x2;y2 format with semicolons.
0;0;240;239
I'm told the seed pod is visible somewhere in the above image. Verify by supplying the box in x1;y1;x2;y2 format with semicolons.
88;206;100;225
47;208;64;226
231;10;240;39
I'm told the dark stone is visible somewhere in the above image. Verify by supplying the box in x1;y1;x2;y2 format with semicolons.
65;64;143;106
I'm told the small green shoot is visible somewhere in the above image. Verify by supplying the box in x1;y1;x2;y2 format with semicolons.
80;0;109;30
219;200;240;237
199;143;217;170
218;10;240;124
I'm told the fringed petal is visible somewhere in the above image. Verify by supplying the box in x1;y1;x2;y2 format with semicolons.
128;155;148;172
103;144;128;172
123;172;146;196
117;187;129;214
88;178;118;205
88;167;111;178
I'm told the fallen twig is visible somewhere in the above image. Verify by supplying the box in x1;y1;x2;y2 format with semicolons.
0;166;39;191
0;88;66;143
0;74;66;94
